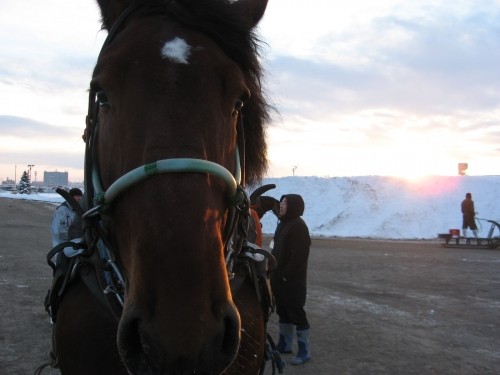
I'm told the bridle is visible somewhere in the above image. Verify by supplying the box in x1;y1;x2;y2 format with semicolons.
82;1;251;306
37;5;284;374
83;101;249;244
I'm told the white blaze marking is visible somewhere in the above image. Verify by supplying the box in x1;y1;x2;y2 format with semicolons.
161;37;191;64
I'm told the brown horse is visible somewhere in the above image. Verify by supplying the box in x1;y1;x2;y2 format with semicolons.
42;1;274;374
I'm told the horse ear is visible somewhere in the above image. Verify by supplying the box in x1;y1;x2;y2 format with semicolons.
96;0;135;30
231;0;269;28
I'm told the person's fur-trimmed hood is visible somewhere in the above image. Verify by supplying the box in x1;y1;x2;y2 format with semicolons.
279;194;305;221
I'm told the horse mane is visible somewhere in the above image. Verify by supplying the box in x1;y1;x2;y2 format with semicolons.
98;0;271;186
167;0;271;186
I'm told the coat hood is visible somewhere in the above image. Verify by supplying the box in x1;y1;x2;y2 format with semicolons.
279;194;305;221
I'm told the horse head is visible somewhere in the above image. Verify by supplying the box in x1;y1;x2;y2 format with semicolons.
88;0;269;373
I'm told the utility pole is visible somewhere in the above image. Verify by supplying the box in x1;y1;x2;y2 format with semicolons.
27;164;35;181
292;166;298;176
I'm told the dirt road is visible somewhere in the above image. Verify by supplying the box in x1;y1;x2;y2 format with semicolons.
1;198;55;375
1;198;500;374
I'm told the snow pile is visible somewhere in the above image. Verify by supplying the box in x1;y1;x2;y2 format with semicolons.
257;175;500;239
2;175;499;239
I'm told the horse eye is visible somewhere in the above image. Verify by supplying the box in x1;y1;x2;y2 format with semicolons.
234;100;244;112
96;91;111;108
232;100;244;118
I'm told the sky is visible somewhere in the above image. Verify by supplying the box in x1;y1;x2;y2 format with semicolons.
1;0;500;183
2;175;499;240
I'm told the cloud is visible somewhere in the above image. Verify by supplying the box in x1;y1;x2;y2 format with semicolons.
0;1;102;113
0;150;83;169
0;116;85;180
264;3;500;121
0;0;499;179
0;116;81;139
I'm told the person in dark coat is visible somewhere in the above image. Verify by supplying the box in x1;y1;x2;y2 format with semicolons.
270;194;311;365
461;192;478;238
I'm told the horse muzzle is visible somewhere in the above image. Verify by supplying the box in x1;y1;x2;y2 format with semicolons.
117;301;241;375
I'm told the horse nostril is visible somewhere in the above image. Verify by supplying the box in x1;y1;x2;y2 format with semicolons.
117;317;152;374
211;303;241;366
222;312;240;353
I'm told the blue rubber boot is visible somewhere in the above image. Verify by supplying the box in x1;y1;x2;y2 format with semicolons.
291;328;311;365
275;323;293;353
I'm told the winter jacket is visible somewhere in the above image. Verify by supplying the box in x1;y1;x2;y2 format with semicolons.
461;198;475;217
270;194;311;308
461;197;477;229
248;208;263;247
51;202;77;247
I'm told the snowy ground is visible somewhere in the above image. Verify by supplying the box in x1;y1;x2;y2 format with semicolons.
2;175;499;239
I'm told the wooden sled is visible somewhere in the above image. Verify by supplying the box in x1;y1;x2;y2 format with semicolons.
438;219;500;249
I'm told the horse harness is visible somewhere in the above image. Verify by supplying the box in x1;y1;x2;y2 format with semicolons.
39;2;283;374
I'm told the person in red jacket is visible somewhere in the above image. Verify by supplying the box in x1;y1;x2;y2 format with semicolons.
248;207;263;247
248;195;280;247
270;194;311;365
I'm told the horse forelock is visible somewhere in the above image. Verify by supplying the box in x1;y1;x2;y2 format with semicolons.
96;0;270;186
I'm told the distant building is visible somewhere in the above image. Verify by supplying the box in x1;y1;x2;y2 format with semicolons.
44;171;68;187
0;178;16;191
1;178;15;185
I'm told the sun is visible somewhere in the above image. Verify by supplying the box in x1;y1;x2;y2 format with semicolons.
387;158;435;181
380;128;454;181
